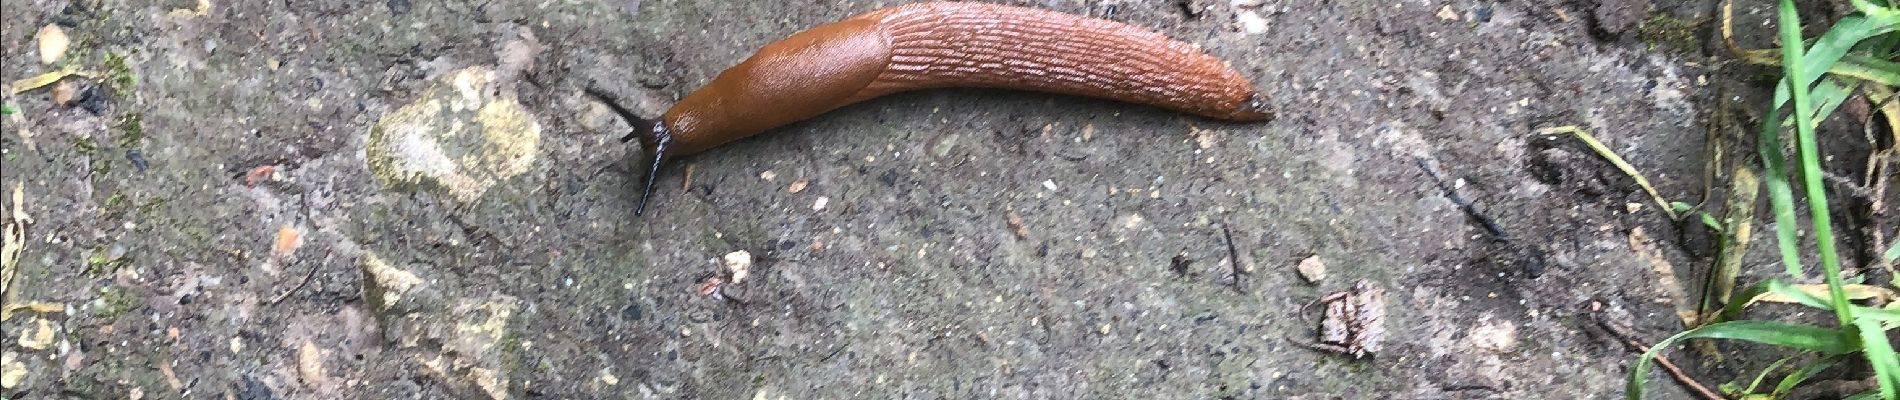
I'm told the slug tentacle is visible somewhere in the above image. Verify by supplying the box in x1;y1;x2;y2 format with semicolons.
636;130;672;216
584;87;673;216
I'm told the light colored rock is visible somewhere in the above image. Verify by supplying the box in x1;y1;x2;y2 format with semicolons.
398;295;522;400
723;250;753;284
298;340;329;387
17;318;55;350
367;67;542;204
1437;5;1460;21
1296;256;1327;283
1236;10;1268;34
37;25;68;65
1;351;24;389
1465;319;1518;352
360;251;431;313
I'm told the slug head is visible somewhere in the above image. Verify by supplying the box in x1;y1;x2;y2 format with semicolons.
585;88;673;216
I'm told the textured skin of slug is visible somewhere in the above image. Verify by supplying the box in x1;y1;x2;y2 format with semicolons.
661;1;1271;155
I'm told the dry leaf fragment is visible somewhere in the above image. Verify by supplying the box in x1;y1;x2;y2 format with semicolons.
11;71;73;95
1005;210;1029;239
1753;284;1895;306
273;225;301;258
159;362;183;391
1628;228;1698;328
51;81;77;105
244;165;275;186
1;302;66;321
168;0;212;17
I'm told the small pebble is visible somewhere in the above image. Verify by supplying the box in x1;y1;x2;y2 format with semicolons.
723;250;753;284
1437;5;1460;21
1236;10;1268;34
1296;255;1327;283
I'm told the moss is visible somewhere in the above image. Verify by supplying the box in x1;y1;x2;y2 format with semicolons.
85;246;131;276
135;197;168;218
73;135;99;155
103;52;137;99
112;112;144;149
73;136;112;176
95;285;144;319
100;191;129;219
1636;14;1702;54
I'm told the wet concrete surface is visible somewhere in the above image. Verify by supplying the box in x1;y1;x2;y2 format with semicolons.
4;0;1887;398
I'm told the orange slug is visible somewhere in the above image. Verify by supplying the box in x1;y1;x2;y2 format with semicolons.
590;1;1273;214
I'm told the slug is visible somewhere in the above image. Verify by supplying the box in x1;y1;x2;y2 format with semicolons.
590;1;1274;215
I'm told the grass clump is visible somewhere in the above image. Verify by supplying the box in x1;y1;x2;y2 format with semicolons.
1626;1;1900;399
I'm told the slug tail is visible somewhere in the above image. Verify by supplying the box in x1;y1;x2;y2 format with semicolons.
585;87;674;216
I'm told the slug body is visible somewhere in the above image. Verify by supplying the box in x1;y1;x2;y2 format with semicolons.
593;1;1274;214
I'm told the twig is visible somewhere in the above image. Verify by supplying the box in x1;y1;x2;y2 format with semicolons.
1221;222;1245;294
682;163;695;191
1592;312;1729;400
269;258;323;306
1862;85;1898;274
1820;171;1877;200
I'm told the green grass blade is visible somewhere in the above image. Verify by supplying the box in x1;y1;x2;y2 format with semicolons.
1834;55;1900;85
1884;241;1898;263
1775;355;1847;396
1855;318;1900;400
1627;320;1859;399
1750;3;1891;283
1795;15;1895;85
1843;390;1884;400
1860;305;1900;322
1779;0;1856;326
1743;355;1802;395
1758;38;1805;278
1720;280;1778;322
1849;0;1895;17
1806;78;1860;123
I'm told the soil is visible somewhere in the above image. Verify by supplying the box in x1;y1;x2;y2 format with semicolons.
2;0;1892;399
